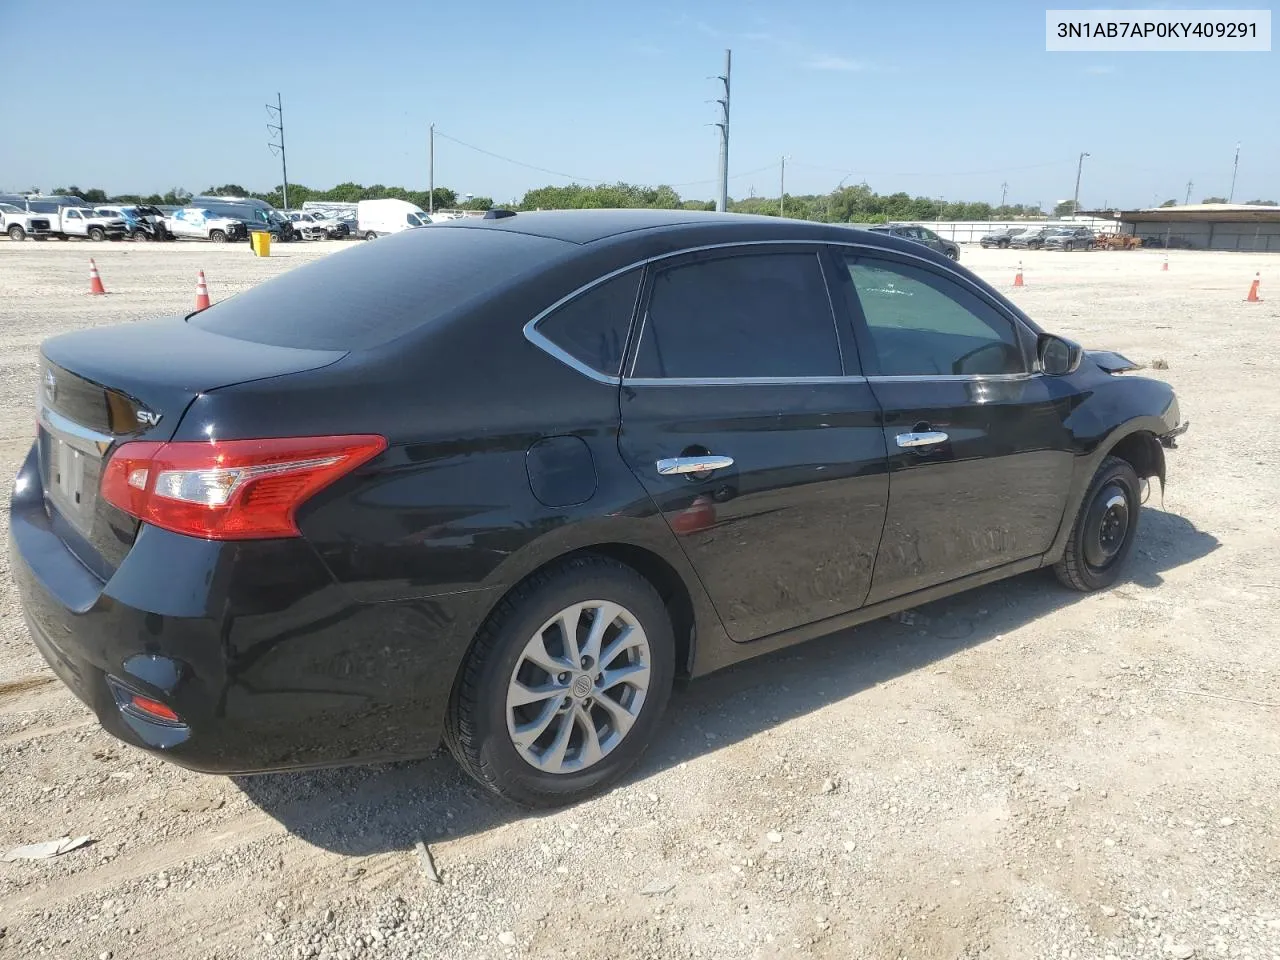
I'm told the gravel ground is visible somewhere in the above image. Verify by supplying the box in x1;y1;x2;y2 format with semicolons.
0;238;1277;960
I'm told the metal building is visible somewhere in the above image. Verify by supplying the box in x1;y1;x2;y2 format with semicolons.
1092;203;1280;252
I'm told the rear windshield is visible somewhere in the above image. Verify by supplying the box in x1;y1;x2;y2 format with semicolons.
188;226;571;350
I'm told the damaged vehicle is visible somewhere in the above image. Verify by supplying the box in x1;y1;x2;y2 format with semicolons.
11;210;1187;808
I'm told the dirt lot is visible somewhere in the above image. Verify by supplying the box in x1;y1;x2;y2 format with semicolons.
0;239;1277;960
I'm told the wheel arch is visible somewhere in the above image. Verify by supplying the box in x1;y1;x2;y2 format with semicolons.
1043;414;1174;566
467;540;701;681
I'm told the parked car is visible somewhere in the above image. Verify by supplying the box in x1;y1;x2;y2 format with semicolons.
1;201;52;241
866;223;960;260
189;197;297;242
163;207;249;242
287;211;349;240
12;211;1187;807
95;205;172;241
1043;227;1095;252
1010;227;1052;250
357;198;430;240
21;198;127;241
980;227;1024;249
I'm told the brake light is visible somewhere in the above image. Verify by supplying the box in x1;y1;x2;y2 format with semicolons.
101;435;386;540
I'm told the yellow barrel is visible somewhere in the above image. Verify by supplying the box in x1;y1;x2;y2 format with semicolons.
250;231;271;257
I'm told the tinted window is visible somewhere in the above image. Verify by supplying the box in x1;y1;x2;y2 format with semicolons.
189;227;570;350
535;269;641;378
630;252;841;379
843;257;1024;377
66;209;82;219
30;201;58;213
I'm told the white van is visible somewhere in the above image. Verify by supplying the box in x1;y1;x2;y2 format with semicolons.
356;199;430;241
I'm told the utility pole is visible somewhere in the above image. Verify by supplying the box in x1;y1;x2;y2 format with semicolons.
429;123;435;214
1000;181;1008;210
713;50;731;213
1072;151;1090;216
779;156;788;217
1229;142;1240;202
266;93;288;210
1185;179;1193;206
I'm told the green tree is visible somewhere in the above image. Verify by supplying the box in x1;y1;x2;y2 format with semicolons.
1159;198;1178;207
204;184;250;197
1201;196;1228;204
1244;199;1278;206
459;196;494;211
1053;200;1076;216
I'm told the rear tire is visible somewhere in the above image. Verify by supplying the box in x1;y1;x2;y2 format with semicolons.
445;555;676;808
7;224;25;241
1054;456;1142;592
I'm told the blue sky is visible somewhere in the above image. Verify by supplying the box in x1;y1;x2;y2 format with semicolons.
0;0;1274;208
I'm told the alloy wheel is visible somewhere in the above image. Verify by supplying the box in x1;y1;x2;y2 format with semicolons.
505;601;651;774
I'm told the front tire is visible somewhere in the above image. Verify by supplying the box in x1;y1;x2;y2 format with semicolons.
363;231;377;241
88;226;106;241
209;229;227;243
7;224;26;241
1054;456;1142;592
445;555;676;808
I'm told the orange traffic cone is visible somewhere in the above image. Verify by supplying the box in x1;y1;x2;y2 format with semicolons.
1161;255;1169;272
194;270;211;312
1245;272;1262;302
1013;261;1024;287
88;259;106;295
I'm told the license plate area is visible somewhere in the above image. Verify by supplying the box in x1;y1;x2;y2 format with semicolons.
39;411;109;540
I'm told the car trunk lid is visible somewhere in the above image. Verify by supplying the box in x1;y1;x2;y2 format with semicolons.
36;318;346;579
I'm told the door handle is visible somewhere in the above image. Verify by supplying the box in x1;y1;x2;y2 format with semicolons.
656;455;734;475
895;431;949;448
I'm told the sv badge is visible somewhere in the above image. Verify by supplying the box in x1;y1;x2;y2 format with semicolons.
136;409;162;427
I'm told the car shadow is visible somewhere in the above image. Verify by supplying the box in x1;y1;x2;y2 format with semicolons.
233;508;1218;856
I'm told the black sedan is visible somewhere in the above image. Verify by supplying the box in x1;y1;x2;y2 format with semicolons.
12;211;1187;807
866;223;961;260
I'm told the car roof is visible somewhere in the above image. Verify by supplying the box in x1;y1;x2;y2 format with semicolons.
432;209;943;249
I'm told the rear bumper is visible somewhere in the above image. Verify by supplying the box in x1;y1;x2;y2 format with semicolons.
10;443;495;774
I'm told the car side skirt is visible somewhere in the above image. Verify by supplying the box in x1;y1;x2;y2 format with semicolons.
689;555;1043;677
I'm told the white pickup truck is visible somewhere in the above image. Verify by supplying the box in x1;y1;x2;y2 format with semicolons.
162;207;249;242
21;200;129;241
1;202;53;241
53;207;129;241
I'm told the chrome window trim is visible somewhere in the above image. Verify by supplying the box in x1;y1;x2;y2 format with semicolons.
866;372;1040;383
523;238;1042;386
625;375;868;387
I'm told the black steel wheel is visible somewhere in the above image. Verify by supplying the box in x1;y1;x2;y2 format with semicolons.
1054;456;1141;592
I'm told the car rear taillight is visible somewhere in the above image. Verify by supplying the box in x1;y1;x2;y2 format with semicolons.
101;435;386;540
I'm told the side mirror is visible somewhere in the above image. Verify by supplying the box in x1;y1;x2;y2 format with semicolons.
1038;333;1083;376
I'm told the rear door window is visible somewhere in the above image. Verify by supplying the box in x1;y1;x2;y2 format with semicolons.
629;251;842;379
533;269;642;378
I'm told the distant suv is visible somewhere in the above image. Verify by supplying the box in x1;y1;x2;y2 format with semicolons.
980;227;1024;249
1010;227;1052;250
867;223;960;261
1043;227;1095;252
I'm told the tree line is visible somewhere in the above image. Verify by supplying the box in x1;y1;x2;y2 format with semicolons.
38;181;1277;220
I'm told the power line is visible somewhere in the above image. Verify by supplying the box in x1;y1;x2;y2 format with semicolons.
788;159;1072;178
433;130;607;184
435;127;777;193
